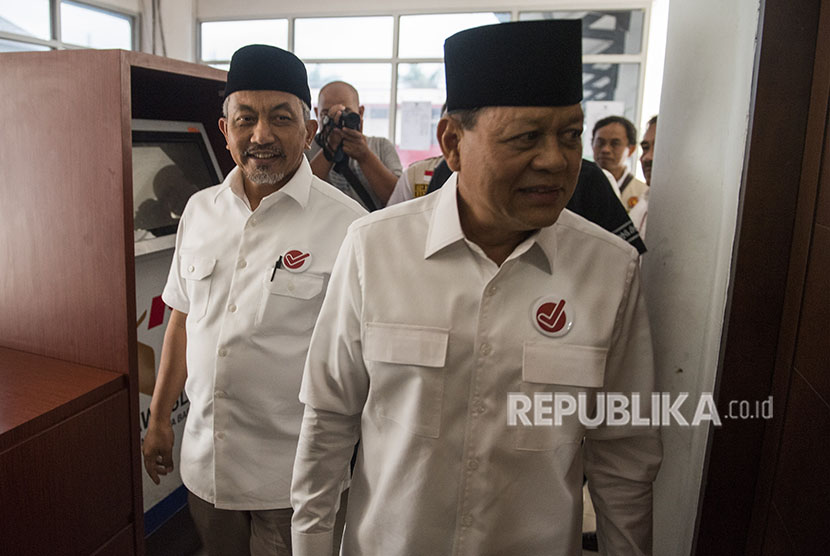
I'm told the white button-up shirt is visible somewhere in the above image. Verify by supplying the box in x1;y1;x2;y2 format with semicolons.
291;174;662;555
162;158;366;510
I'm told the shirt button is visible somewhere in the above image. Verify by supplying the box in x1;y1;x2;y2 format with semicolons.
216;432;225;440
187;265;195;273
215;390;226;399
250;217;257;226
238;259;247;269
486;285;498;297
467;459;479;471
218;348;228;357
461;515;473;528
480;343;492;356
228;304;237;313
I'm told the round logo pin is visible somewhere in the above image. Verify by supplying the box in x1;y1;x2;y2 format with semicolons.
282;249;312;273
531;297;574;337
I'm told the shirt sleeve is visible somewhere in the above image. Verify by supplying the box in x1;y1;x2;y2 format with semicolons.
161;210;190;314
386;172;413;206
584;258;662;556
377;137;403;177
291;228;369;555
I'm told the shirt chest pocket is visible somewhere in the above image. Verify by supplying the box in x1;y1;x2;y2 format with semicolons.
180;254;216;322
364;323;449;438
514;342;607;451
255;270;325;335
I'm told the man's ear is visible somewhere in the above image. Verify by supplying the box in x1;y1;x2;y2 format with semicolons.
358;105;365;118
626;144;636;158
219;117;230;150
314;106;319;119
438;116;462;172
305;119;319;148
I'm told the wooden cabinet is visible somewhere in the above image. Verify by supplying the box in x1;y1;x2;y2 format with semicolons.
0;50;231;555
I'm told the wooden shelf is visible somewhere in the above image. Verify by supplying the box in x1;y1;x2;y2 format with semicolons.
0;346;125;453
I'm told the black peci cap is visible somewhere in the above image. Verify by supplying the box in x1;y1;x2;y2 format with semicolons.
444;20;583;111
223;44;311;107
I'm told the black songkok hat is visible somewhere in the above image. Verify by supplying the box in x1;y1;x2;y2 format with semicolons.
224;44;311;107
444;20;583;111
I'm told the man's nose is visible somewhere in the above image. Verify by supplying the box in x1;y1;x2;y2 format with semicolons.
251;118;276;144
533;136;569;172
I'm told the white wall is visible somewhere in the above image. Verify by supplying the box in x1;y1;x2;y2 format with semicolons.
644;0;760;554
95;0;194;61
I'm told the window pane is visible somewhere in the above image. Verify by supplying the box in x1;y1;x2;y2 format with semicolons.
582;62;640;155
395;63;445;166
60;1;132;49
295;17;393;59
399;13;510;59
200;20;288;61
0;0;50;40
0;38;50;52
307;63;392;139
519;10;645;54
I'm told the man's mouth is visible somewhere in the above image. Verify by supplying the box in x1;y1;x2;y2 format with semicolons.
245;150;282;159
520;185;563;194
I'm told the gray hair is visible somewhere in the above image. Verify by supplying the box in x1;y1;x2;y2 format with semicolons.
222;96;311;123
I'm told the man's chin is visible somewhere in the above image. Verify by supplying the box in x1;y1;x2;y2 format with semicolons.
244;168;285;186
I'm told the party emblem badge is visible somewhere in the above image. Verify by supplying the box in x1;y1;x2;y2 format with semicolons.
531;297;574;337
282;249;312;273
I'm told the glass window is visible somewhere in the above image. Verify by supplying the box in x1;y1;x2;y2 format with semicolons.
200;19;288;61
295;17;393;59
395;63;446;166
398;12;510;59
0;0;51;40
306;63;392;138
60;1;132;49
582;62;640;155
0;38;50;52
519;10;644;55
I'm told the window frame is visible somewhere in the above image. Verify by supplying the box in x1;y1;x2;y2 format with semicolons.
0;0;139;51
197;4;651;142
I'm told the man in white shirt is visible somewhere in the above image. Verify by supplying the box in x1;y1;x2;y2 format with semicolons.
591;115;649;214
307;81;402;210
291;20;661;556
142;45;365;556
629;115;658;239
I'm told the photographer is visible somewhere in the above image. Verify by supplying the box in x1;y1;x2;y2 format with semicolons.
308;81;402;210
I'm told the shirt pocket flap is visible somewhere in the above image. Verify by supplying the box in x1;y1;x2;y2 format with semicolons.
180;255;216;281
265;271;325;300
364;323;449;368
522;342;607;388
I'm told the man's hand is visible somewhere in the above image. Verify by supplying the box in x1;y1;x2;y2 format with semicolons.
143;418;175;484
340;128;371;163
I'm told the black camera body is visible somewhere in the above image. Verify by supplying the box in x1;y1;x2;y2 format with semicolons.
323;109;361;132
317;109;362;165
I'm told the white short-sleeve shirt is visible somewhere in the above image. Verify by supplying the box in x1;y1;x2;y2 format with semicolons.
162;157;366;510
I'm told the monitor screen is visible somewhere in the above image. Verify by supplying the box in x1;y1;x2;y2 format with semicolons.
132;120;223;255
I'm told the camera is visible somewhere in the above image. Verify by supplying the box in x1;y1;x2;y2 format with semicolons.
322;109;361;132
317;109;362;164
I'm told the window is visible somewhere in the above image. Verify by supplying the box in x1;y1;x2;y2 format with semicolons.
200;19;288;65
199;7;650;167
0;0;136;51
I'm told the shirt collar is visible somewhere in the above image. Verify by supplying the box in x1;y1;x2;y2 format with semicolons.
424;172;557;274
213;156;313;210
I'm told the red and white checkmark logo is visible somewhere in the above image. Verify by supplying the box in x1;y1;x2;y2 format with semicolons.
283;249;312;273
531;297;574;337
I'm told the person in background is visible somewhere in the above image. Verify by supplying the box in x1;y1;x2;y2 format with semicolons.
629;115;657;239
592;115;649;214
291;20;661;556
142;45;365;556
307;81;402;211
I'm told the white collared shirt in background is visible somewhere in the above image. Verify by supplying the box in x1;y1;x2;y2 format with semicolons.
291;174;662;555
162;158;366;510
